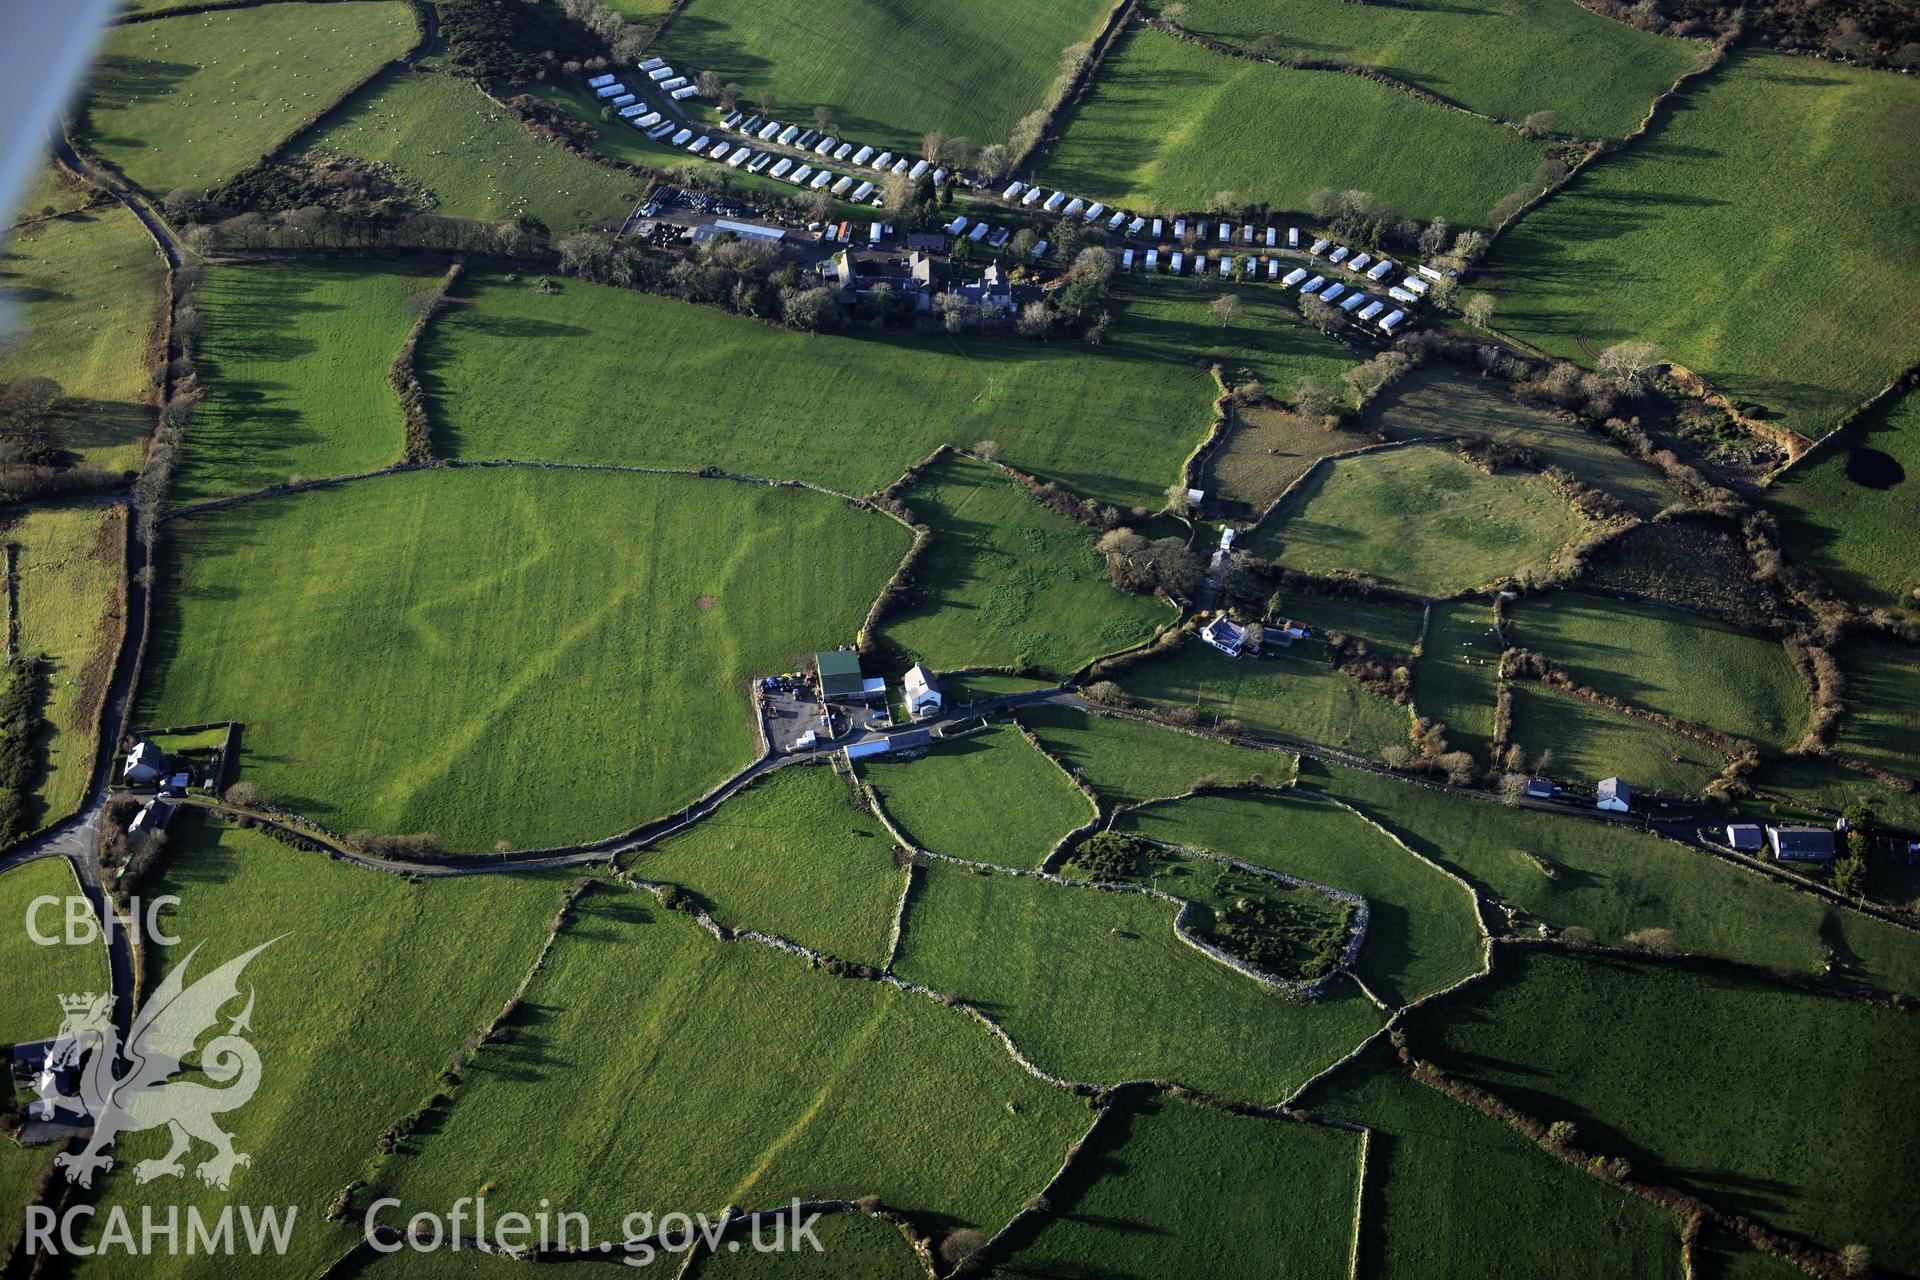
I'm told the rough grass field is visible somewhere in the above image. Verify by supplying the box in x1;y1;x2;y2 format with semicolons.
1507;680;1724;795
880;455;1168;674
894;862;1385;1099
0;206;164;476
1019;703;1288;808
173;262;439;503
1299;1042;1682;1279
1581;515;1792;627
1202;404;1366;523
1488;51;1920;439
1835;639;1920;778
1119;636;1411;757
1116;789;1484;1005
138;468;907;850
1252;442;1591;597
79;814;570;1280
1509;593;1807;748
1412;948;1920;1271
1107;278;1359;403
1004;1093;1360;1280
1770;388;1920;613
1366;367;1674;518
1308;759;1920;995
6;504;126;831
659;0;1115;156
382;886;1089;1233
861;723;1094;868
309;67;642;235
83;1;419;194
1036;27;1545;226
1413;599;1500;764
1147;0;1705;138
422;273;1212;511
627;764;903;967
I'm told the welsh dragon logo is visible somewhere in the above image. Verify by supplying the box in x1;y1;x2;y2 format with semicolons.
42;938;280;1191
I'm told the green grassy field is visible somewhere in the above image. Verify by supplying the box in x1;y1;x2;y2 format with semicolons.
1116;789;1484;1005
1769;387;1920;613
1004;1093;1360;1279
138;467;907;850
1277;594;1424;654
659;0;1115;156
1119;636;1412;758
1488;50;1920;439
0;857;108;1045
381;886;1089;1233
1508;593;1807;748
309;68;643;236
1035;27;1546;226
78;813;571;1280
83;1;420;194
1835;639;1920;778
173;262;440;503
1019;703;1289;808
0;857;108;1256
1411;948;1920;1271
1106;277;1360;402
1202;404;1368;523
1507;681;1725;795
9;162;100;224
1252;442;1592;597
1766;387;1920;614
880;455;1168;674
1366;367;1675;518
943;671;1058;703
1298;1042;1683;1278
894;861;1385;1099
0;206;164;476
1413;599;1500;764
1148;0;1705;138
860;723;1094;867
1751;755;1920;841
6;504;126;831
1307;759;1920;995
628;764;903;966
422;272;1213;511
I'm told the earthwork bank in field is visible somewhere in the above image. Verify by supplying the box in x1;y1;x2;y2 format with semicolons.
1251;440;1591;596
139;467;908;850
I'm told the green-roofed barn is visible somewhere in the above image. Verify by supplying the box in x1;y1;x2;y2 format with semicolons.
815;650;868;702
